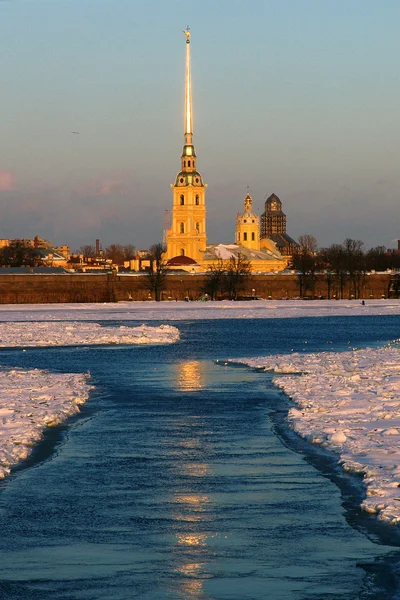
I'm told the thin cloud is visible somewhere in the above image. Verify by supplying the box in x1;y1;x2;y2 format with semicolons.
0;171;15;191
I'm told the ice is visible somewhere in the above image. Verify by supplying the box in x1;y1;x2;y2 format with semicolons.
0;368;92;478
228;344;400;525
0;322;179;347
0;299;398;322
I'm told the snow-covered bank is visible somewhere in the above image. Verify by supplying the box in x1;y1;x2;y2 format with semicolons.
225;345;400;525
0;322;180;347
0;299;398;322
0;369;92;478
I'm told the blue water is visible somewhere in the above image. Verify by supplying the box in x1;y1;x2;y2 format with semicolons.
0;316;400;599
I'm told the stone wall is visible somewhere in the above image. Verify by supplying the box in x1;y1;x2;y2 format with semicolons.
0;272;393;304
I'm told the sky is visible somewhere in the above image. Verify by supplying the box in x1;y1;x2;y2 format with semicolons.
0;0;399;252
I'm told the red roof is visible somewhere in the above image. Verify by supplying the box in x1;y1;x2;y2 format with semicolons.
167;255;198;266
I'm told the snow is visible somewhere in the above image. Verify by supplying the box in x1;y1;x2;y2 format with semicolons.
226;344;400;525
0;316;179;477
0;368;92;478
0;299;398;321
0;322;180;347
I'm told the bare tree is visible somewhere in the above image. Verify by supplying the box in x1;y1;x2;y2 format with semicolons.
123;244;137;261
319;243;346;299
343;238;365;298
205;259;226;300
365;246;390;272
146;243;168;301
105;244;125;264
224;253;251;300
79;245;96;259
292;235;319;297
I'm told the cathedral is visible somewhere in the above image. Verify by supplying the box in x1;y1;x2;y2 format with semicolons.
165;30;296;273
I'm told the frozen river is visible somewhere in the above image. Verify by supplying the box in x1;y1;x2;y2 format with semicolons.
1;311;400;598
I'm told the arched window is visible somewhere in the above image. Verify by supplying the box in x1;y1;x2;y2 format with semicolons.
244;232;247;241
183;161;186;167
195;194;199;205
188;160;191;167
195;222;200;233
181;248;185;256
252;232;255;241
237;232;240;242
180;222;185;233
180;195;184;205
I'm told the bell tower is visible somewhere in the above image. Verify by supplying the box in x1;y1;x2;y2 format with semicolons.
165;28;207;262
235;192;260;250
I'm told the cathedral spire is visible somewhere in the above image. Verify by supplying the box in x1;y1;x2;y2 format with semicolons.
183;26;193;145
181;27;197;172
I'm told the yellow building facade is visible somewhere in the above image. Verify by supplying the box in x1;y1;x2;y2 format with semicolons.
235;193;260;251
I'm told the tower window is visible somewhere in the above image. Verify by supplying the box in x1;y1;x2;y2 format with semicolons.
244;232;247;241
195;178;199;183
188;160;191;167
180;195;184;205
196;222;200;233
238;232;240;241
195;195;199;205
252;232;255;241
183;161;186;167
180;178;184;183
181;248;185;256
244;219;247;223
180;222;185;233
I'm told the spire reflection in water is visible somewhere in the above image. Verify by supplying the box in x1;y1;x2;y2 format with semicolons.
175;360;205;391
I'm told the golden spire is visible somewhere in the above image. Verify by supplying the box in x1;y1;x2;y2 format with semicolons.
183;26;193;145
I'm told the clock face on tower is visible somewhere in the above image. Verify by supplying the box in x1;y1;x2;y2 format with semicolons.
270;201;277;211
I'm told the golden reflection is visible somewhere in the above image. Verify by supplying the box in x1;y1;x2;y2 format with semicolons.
177;533;207;547
183;463;210;477
179;562;202;576
180;579;204;598
174;494;209;506
173;493;211;522
175;360;205;391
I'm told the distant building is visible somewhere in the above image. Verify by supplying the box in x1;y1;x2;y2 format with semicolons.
260;194;298;257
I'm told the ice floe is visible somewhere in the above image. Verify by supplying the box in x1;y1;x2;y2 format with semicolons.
0;369;92;478
0;299;398;322
226;344;400;525
0;322;180;347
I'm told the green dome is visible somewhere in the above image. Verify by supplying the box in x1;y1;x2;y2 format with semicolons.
174;171;204;187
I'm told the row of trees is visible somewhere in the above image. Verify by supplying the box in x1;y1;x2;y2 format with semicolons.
78;244;137;263
293;235;400;299
205;254;251;300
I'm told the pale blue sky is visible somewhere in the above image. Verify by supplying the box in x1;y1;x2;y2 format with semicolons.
0;0;399;250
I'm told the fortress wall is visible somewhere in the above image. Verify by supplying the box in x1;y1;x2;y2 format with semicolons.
0;272;393;304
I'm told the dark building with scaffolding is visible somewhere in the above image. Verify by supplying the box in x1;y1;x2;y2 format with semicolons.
260;193;298;257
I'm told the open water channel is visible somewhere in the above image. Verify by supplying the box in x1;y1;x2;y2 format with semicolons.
1;316;400;599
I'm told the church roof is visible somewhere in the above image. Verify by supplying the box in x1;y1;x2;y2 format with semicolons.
174;171;204;187
167;255;199;266
265;193;281;203
203;244;284;262
268;233;298;248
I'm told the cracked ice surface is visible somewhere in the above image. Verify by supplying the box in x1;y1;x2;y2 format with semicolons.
228;345;400;525
0;322;180;347
0;369;92;479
